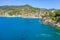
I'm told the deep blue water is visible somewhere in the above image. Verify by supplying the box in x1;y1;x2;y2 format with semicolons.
0;17;60;40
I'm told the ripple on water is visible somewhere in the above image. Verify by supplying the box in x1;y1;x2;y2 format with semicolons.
40;34;53;37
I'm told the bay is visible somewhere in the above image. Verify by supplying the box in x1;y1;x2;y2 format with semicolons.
0;17;60;40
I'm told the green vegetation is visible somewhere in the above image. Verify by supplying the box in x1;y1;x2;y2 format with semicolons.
54;10;60;22
0;4;60;23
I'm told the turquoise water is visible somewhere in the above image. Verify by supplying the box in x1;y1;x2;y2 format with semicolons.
0;17;60;40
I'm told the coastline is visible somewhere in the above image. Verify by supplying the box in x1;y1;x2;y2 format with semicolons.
42;17;60;29
0;15;60;29
0;16;42;18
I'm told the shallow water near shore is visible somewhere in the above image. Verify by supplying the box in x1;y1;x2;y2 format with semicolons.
0;17;60;40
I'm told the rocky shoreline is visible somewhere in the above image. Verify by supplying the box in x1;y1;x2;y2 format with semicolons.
42;17;60;29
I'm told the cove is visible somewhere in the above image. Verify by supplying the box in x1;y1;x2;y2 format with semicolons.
0;17;60;40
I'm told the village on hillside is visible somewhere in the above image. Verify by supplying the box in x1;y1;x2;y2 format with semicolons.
0;5;60;28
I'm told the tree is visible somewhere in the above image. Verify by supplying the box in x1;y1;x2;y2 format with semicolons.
49;11;55;17
55;10;60;14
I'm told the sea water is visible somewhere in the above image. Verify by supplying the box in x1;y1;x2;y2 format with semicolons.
0;17;60;40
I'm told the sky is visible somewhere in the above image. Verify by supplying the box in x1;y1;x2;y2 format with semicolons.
0;0;60;9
